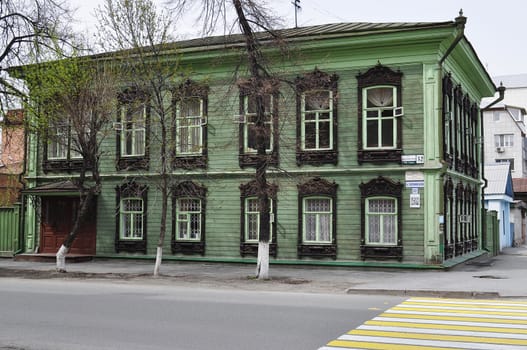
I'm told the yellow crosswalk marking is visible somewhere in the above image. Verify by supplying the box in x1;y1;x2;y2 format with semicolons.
365;319;527;334
319;297;527;350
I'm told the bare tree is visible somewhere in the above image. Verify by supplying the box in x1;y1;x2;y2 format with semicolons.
95;0;178;276
23;55;117;271
1;0;73;112
171;0;285;279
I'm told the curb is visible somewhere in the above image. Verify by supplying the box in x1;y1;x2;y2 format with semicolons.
345;288;501;299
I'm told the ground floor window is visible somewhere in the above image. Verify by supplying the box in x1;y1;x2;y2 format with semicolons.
115;182;148;253
360;176;403;260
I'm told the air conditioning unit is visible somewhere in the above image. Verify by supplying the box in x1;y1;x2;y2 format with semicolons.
496;146;505;153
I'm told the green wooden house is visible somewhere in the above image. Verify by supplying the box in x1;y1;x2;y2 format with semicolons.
19;13;497;267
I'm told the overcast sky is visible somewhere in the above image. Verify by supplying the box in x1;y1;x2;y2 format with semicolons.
68;0;526;77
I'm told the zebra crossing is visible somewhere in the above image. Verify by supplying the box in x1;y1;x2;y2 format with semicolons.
319;297;527;349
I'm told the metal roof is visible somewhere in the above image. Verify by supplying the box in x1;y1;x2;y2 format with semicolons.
484;163;513;197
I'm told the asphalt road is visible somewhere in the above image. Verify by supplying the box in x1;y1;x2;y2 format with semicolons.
0;278;404;350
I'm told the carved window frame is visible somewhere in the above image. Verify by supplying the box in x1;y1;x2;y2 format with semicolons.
297;177;337;259
239;180;278;257
295;68;339;166
115;181;148;253
171;181;207;255
237;80;280;168
172;80;209;169
116;89;150;171
359;176;403;260
357;64;403;164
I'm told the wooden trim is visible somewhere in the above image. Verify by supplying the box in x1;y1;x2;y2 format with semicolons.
115;181;148;254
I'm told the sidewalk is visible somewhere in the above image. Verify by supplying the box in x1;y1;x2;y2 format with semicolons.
1;246;527;298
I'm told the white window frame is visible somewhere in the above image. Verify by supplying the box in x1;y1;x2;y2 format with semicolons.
362;85;399;150
301;90;333;151
494;134;514;148
365;196;398;246
242;94;273;154
244;197;274;243
121;103;146;157
175;197;202;241
176;97;204;156
47;123;68;160
120;198;144;240
302;196;332;244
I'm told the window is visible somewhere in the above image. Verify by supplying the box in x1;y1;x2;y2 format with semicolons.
244;197;274;243
172;181;206;255
121;102;146;157
47;123;68;160
295;69;338;165
357;64;403;164
176;97;204;155
43;120;84;172
365;197;397;245
496;158;515;171
115;182;147;253
297;177;337;259
116;90;150;171
359;176;403;260
238;81;279;167
120;198;144;240
363;86;400;149
173;81;208;169
242;94;273;153
240;180;277;257
175;198;202;241
493;111;501;121
495;134;514;147
303;197;332;243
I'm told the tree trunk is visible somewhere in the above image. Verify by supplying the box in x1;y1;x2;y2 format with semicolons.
55;189;96;272
56;245;69;272
154;246;163;276
232;0;272;280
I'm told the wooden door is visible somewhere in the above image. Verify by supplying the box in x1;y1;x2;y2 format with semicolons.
40;197;96;255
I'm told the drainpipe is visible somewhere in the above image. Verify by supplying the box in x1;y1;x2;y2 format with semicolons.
480;84;506;252
439;10;466;66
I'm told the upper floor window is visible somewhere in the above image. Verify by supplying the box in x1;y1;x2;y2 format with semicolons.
493;111;501;121
173;80;209;169
172;181;207;255
176;97;205;155
238;80;279;168
121;101;146;157
495;134;514;147
295;69;338;165
43;120;83;172
297;177;337;259
357;64;403;164
116;90;150;171
302;90;333;151
115;181;148;253
363;86;401;149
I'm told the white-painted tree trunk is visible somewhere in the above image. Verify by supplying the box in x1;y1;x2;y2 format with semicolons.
153;246;163;277
56;245;69;272
256;241;269;280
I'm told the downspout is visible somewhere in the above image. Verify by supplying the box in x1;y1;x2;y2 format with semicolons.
480;84;506;252
437;10;466;260
439;10;466;66
15;114;29;255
